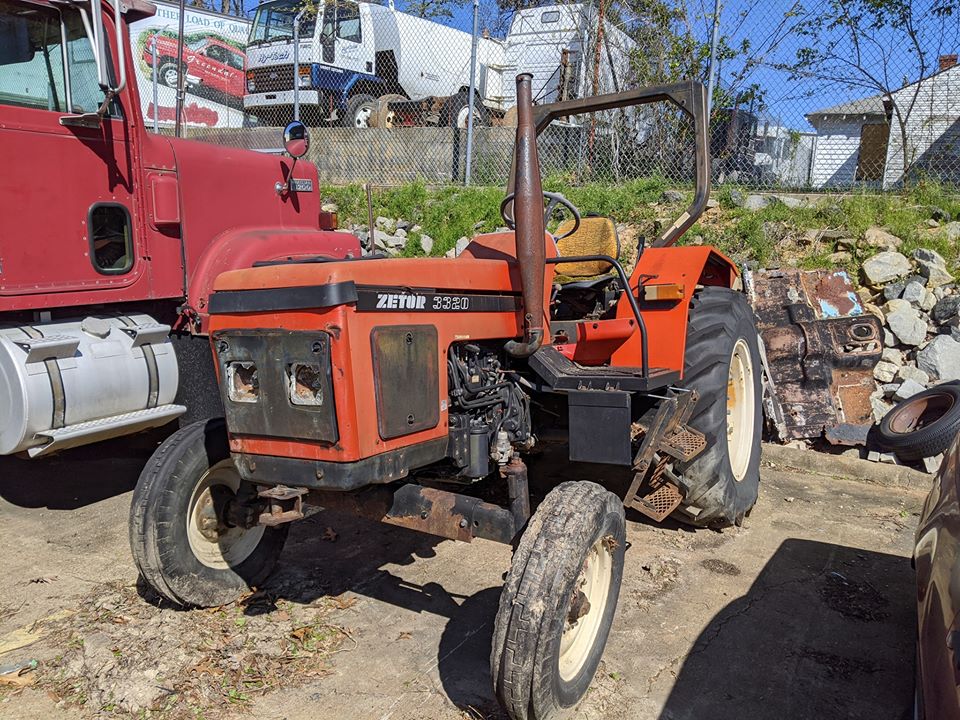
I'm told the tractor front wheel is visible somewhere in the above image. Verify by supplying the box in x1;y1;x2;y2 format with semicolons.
491;481;625;720
672;286;762;528
129;418;288;608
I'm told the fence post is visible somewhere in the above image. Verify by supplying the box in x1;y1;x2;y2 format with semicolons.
464;0;480;186
151;34;159;133
174;0;186;137
294;7;306;122
706;0;722;116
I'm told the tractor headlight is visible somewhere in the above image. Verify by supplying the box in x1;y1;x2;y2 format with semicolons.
226;361;259;403
288;363;324;406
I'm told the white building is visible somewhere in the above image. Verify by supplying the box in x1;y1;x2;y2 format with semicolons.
805;56;960;189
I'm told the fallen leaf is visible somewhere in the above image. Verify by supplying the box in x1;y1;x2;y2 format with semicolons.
0;669;35;687
397;631;412;641
323;527;338;542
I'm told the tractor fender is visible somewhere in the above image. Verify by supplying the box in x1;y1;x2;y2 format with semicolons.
185;226;362;333
611;246;740;375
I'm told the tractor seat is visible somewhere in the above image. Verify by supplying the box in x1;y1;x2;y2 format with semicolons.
554;215;621;288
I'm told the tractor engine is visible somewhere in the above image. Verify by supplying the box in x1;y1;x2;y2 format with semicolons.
446;343;532;480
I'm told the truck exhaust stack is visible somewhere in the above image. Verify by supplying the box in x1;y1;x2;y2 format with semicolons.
505;73;546;358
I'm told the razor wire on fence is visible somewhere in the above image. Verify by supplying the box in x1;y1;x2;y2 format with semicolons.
126;0;960;191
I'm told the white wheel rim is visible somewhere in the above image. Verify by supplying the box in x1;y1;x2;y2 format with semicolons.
163;68;178;86
726;338;756;482
456;106;471;128
354;103;373;127
186;460;265;570
558;536;614;681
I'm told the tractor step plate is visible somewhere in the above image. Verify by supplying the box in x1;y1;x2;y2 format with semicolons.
630;481;683;522
660;428;707;462
530;346;680;392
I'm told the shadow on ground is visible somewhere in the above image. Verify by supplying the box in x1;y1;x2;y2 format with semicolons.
658;537;915;720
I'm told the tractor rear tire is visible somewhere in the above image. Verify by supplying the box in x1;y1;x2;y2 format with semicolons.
491;481;625;720
129;418;289;608
672;286;762;528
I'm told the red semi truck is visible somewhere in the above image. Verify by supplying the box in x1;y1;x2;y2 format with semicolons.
0;0;358;459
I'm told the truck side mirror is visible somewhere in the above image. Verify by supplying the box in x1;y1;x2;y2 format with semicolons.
283;121;310;158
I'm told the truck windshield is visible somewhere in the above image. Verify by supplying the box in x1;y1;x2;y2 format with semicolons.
249;0;316;45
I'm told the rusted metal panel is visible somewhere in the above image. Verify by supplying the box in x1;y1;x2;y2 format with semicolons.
747;268;882;444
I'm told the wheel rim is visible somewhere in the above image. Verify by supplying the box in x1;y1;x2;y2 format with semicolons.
887;391;955;434
162;67;178;86
726;338;756;482
558;536;614;681
186;460;265;570
455;105;480;129
354;103;374;127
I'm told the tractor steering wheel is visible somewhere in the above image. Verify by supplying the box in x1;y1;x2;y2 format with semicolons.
500;191;581;241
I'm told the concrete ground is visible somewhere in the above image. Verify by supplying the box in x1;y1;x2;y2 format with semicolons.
0;437;926;720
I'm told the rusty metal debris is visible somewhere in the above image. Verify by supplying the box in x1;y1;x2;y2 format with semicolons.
746;268;883;445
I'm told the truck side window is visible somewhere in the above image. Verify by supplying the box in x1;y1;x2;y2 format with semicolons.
89;204;134;275
0;0;118;116
336;2;361;44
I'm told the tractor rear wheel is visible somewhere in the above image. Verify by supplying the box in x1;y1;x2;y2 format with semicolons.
129;418;288;608
672;286;762;528
491;481;625;720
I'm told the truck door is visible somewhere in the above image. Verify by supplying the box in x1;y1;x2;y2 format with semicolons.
322;1;374;76
0;0;143;298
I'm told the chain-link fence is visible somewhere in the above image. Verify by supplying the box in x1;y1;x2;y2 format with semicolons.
128;0;960;191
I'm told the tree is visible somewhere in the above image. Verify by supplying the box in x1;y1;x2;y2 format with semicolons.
402;0;466;20
786;0;959;184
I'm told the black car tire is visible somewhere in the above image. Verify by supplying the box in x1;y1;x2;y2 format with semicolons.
878;382;960;461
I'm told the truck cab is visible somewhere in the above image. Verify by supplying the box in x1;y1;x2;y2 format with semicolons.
0;0;359;458
244;0;380;126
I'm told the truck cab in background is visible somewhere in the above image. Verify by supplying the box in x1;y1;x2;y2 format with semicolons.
0;0;359;459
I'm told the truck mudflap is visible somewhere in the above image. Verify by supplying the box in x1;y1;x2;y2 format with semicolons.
746;267;883;445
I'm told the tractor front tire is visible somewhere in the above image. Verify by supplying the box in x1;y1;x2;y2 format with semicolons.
672;286;762;528
491;481;625;720
129;418;289;608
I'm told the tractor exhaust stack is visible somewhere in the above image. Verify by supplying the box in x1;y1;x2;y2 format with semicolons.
505;73;546;358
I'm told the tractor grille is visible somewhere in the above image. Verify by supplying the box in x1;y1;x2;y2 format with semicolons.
249;65;296;93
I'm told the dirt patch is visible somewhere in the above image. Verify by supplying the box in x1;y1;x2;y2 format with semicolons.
789;648;880;681
700;558;742;576
37;580;353;718
632;557;683;612
818;572;890;622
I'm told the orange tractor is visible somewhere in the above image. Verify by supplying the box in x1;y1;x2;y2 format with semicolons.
131;75;762;719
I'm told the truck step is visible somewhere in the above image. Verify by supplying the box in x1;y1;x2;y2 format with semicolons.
660;428;707;462
28;404;186;458
530;346;679;392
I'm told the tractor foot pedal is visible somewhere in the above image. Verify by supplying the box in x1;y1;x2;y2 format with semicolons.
630;481;683;522
659;428;707;462
258;485;307;526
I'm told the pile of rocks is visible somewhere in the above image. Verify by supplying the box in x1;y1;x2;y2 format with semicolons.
345;215;437;256
860;245;960;426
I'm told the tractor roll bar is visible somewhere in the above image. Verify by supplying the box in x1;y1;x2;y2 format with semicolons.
508;81;711;249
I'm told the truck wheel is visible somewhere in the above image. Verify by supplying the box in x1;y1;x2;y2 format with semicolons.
491;481;625;720
445;91;489;129
158;61;181;88
371;93;407;128
672;286;762;528
345;93;377;128
129;418;288;608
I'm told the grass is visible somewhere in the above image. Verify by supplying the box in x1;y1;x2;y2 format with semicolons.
323;179;960;276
